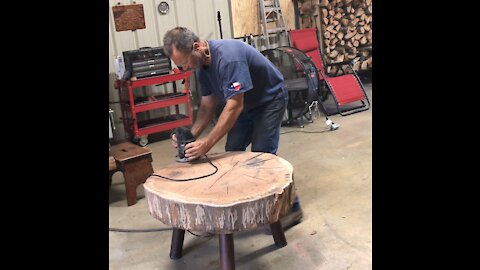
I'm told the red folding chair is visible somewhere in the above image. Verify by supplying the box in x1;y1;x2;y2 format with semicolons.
289;28;370;116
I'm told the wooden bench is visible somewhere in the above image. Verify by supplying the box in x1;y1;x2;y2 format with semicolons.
109;155;118;190
109;142;154;206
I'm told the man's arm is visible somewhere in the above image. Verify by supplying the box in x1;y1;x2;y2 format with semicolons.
170;94;216;148
190;94;217;138
185;92;244;160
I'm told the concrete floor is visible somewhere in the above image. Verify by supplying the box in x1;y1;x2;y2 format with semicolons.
109;84;372;270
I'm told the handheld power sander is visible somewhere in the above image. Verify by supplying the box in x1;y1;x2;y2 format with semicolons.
174;126;196;163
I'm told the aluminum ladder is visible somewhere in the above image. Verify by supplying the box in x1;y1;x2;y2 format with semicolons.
259;0;288;49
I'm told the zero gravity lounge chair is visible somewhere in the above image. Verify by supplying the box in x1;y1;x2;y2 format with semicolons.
288;28;370;116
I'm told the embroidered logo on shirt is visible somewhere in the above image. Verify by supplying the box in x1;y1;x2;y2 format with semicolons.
228;81;241;91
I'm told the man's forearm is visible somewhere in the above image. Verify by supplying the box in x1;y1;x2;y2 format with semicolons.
191;101;215;138
204;95;243;148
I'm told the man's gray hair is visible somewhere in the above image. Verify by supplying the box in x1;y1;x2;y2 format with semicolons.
163;27;199;57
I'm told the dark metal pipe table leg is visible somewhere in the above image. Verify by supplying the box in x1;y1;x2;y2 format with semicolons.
170;228;185;260
219;233;235;270
270;221;287;247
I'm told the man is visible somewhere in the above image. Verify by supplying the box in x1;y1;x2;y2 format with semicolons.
163;26;302;230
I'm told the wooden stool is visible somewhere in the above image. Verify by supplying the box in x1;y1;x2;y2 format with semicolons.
144;152;295;270
110;142;154;206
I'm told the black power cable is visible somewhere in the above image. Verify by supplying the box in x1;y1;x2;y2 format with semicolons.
111;130;328;234
109;227;172;233
280;128;330;135
151;154;218;181
109;227;213;238
110;154;218;233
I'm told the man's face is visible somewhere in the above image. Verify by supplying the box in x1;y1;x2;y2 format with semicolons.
170;45;203;71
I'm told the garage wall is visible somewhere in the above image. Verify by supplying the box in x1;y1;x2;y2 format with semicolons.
108;0;233;142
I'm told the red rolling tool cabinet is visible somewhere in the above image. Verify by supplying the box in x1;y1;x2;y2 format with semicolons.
116;68;193;146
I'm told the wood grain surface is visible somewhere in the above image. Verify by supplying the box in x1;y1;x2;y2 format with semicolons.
144;151;295;233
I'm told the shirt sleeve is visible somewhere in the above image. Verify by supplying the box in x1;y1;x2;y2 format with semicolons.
220;61;253;100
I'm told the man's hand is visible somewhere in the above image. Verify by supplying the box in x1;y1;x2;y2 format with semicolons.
184;137;213;161
171;133;178;148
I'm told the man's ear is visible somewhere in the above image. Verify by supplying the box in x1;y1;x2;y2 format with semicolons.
192;42;200;51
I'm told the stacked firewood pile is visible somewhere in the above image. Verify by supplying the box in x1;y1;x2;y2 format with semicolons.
298;0;372;74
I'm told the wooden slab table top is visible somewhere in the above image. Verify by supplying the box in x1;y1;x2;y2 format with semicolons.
144;151;296;233
143;151;296;270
